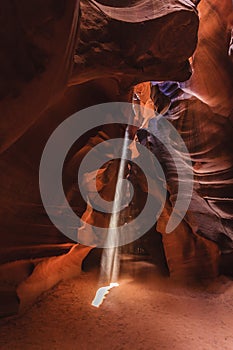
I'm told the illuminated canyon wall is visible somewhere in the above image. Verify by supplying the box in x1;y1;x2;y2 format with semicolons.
0;0;233;286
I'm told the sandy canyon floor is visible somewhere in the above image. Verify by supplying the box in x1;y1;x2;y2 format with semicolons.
0;256;233;350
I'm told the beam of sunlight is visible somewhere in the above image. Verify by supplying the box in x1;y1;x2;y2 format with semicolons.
91;128;130;307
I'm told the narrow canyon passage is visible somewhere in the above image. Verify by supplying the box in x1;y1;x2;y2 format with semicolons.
0;256;233;350
1;0;233;348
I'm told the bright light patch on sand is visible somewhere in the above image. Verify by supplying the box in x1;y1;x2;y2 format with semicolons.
91;283;119;308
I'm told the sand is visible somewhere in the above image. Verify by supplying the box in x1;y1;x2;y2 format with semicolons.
0;256;233;350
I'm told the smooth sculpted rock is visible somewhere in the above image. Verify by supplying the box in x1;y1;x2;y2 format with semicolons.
70;0;199;86
0;0;199;154
0;0;80;153
17;244;92;310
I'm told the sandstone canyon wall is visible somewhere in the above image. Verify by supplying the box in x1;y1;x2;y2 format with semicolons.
0;0;232;281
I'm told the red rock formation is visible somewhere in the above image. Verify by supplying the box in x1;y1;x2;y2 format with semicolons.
0;0;80;153
128;0;233;279
0;0;199;257
182;0;233;116
0;0;232;317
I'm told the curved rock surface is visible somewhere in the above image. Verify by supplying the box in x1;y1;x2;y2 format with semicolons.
0;0;232;288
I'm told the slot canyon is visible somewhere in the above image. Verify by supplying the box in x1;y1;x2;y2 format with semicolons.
0;0;233;349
